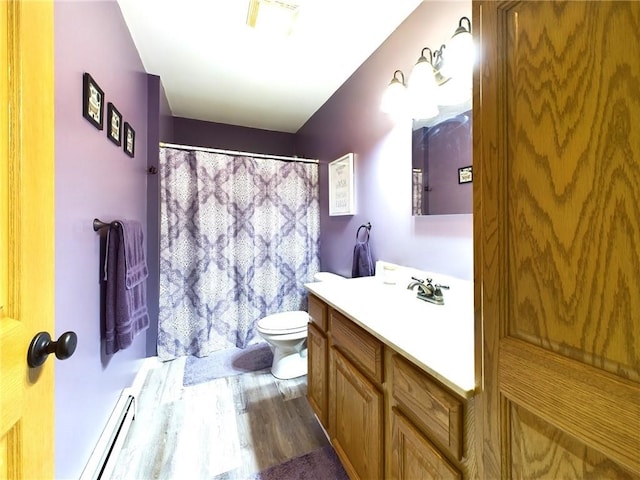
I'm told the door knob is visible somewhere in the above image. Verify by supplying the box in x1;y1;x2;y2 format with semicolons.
27;331;78;367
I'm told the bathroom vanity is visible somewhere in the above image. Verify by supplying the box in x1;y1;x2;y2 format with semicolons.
305;265;477;479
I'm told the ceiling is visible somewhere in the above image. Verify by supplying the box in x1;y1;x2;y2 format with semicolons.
117;0;423;133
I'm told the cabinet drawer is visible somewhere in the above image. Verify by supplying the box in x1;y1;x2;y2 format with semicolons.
331;310;384;383
392;355;463;460
308;294;328;331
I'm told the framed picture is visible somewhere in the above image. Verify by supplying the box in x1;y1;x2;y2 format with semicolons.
123;122;135;157
82;73;104;130
106;103;122;145
328;153;355;216
458;165;473;184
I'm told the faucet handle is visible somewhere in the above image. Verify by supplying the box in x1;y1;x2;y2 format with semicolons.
411;276;424;284
435;283;449;290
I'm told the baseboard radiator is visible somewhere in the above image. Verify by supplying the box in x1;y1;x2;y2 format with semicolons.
80;389;137;480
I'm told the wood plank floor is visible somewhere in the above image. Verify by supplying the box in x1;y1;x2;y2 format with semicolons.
109;357;330;479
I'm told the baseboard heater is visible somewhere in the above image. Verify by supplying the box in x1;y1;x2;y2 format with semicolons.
80;389;136;480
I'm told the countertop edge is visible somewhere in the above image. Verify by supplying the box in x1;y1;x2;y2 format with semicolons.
305;282;475;398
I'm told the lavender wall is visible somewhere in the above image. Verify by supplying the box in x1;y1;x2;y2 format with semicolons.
296;1;473;280
55;2;149;478
417;111;473;214
159;82;174;142
146;77;174;355
171;116;297;156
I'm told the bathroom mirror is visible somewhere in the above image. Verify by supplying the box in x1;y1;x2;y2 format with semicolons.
412;103;472;215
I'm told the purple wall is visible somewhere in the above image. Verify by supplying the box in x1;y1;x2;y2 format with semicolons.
296;1;473;280
146;77;173;355
159;82;174;142
417;112;473;214
145;75;172;356
55;2;149;477
171;116;297;156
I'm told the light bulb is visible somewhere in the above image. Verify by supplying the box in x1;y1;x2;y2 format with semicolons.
438;78;472;106
441;17;473;88
381;70;408;119
408;49;439;120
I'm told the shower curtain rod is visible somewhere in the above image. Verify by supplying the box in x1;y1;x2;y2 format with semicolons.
159;142;318;164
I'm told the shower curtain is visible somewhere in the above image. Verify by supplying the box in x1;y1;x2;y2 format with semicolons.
157;147;320;360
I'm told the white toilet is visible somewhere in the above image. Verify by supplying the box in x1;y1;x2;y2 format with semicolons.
256;272;344;379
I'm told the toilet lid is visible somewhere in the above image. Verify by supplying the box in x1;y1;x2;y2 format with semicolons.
257;311;309;334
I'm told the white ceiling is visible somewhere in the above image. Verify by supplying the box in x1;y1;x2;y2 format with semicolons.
117;0;423;133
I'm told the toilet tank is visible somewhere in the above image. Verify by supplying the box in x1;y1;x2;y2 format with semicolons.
314;272;344;282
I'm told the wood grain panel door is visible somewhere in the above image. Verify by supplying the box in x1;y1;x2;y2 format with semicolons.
0;0;56;477
307;322;328;427
390;407;461;480
474;1;640;478
330;348;384;480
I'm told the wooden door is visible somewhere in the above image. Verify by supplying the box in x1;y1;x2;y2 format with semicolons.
0;1;56;478
307;321;328;427
474;1;640;478
330;349;384;480
390;407;461;480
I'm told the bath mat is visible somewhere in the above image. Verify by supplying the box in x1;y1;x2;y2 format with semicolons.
252;446;349;480
183;343;273;386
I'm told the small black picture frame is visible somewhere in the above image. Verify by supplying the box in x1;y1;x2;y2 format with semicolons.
82;73;104;130
106;103;122;146
458;165;473;184
123;122;135;157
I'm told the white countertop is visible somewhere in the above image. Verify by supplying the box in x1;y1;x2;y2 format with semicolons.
305;263;475;397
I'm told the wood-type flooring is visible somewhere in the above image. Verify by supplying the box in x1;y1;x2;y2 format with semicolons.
109;357;329;479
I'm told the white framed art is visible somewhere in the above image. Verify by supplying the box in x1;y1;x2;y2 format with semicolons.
328;153;355;216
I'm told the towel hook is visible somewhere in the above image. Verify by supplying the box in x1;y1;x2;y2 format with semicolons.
93;218;121;231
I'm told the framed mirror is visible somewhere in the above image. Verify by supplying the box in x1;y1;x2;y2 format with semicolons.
412;104;472;215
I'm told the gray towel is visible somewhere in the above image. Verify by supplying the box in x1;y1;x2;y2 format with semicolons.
352;226;375;278
104;220;149;355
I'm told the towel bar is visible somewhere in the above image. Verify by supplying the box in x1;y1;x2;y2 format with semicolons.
355;222;371;240
93;218;121;231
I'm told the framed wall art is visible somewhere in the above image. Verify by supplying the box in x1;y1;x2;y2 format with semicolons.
82;73;104;130
458;165;473;184
106;103;122;145
328;153;355;216
123;122;135;157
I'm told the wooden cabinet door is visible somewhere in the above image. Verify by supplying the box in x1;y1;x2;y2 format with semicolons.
330;348;384;480
390;408;461;480
307;321;328;427
1;1;56;477
475;1;640;478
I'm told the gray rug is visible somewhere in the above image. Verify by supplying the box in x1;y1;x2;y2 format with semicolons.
252;446;349;480
183;343;273;386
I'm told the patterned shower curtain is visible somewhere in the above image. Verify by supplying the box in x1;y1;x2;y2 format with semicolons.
157;147;320;360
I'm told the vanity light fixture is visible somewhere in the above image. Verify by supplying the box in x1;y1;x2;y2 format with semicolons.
432;46;450;85
382;16;473;118
380;70;408;118
440;16;473;85
407;48;439;120
435;43;472;106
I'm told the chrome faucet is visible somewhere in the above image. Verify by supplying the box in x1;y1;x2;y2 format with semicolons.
407;277;449;305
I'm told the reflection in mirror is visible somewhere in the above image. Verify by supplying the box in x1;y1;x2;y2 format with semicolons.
412;105;472;215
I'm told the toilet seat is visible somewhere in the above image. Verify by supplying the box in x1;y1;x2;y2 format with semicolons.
256;311;309;335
